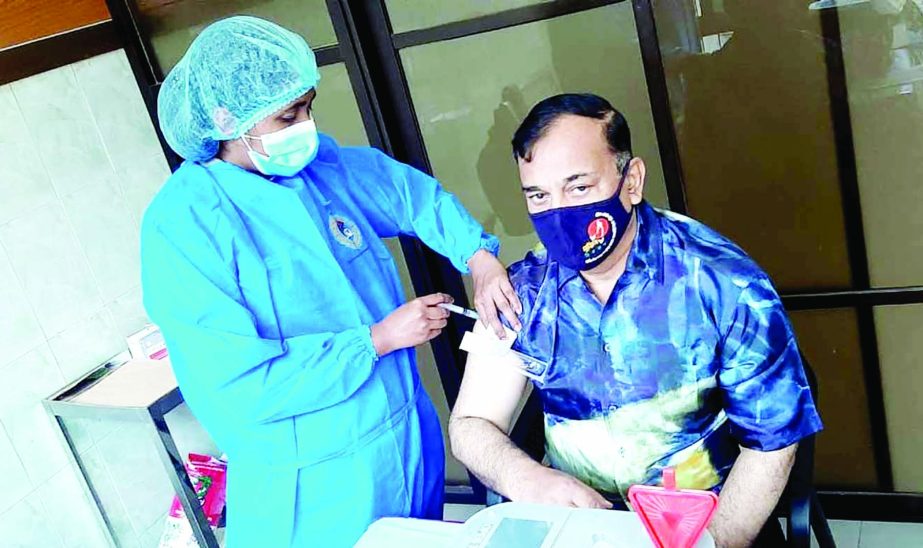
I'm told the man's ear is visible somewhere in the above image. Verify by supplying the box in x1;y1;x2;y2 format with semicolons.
625;157;646;206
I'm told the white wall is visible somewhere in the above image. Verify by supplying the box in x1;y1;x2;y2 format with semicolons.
0;49;175;547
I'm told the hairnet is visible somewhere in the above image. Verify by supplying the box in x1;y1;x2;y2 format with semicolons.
157;16;320;161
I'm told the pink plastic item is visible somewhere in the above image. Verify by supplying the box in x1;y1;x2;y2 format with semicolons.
628;468;719;548
158;454;227;548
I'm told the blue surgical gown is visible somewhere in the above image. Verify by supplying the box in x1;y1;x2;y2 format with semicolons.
140;134;496;547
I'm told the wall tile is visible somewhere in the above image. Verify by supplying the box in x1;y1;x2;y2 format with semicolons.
0;425;32;515
0;86;56;225
64;416;128;457
0;49;178;548
95;420;175;535
4;404;70;486
74;51;163;176
107;286;150;339
0;493;61;547
824;519;860;548
62;176;140;302
0;203;103;336
38;463;111;548
859;521;923;547
0;345;62;418
117;153;170;225
0;244;44;369
48;309;123;383
11;65;115;197
0;346;69;486
81;445;141;547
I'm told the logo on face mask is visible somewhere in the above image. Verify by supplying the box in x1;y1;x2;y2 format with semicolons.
329;214;363;250
528;159;634;271
581;212;617;264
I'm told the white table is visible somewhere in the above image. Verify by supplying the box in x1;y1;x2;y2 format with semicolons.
356;502;715;548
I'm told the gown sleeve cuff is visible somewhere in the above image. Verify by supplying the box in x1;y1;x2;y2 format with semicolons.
459;234;501;274
361;325;381;362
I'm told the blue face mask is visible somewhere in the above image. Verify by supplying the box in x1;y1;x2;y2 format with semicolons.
529;162;633;271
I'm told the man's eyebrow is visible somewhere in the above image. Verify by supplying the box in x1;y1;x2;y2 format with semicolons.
564;172;590;183
521;185;544;193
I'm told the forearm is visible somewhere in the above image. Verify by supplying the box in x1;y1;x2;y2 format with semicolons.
710;445;796;548
449;415;544;498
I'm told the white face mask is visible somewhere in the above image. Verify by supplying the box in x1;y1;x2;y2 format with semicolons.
242;119;319;177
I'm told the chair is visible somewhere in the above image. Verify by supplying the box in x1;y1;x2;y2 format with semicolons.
774;355;836;547
483;354;836;547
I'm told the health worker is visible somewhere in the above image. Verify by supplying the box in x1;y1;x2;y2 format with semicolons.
140;16;521;548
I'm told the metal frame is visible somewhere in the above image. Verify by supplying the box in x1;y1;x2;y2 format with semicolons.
784;286;923;310
104;0;177;167
330;0;489;501
98;0;923;520
632;0;689;212
335;0;476;408
389;0;620;49
818;6;894;490
818;491;923;523
0;21;121;86
44;386;219;548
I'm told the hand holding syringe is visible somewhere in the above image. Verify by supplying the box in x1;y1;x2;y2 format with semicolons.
439;303;549;383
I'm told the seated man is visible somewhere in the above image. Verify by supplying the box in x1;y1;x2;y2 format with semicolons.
449;94;823;548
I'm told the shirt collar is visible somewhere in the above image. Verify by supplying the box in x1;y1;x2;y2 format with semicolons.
555;200;665;289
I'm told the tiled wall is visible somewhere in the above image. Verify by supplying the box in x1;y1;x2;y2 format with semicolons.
0;50;180;546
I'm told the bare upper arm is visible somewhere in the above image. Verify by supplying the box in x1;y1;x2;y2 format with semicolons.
739;442;797;463
451;322;529;434
735;442;798;485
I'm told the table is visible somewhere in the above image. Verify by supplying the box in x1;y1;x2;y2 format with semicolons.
43;353;220;548
356;501;716;547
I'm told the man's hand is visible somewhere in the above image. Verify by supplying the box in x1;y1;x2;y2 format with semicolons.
371;293;452;356
468;249;522;338
510;466;612;509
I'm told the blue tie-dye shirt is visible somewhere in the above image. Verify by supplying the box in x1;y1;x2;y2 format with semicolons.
508;201;822;501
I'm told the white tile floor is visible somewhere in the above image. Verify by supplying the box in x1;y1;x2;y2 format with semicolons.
847;520;923;548
444;503;484;523
445;505;923;547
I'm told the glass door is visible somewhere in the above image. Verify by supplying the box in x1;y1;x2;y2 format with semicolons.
110;0;923;518
342;0;677;489
649;0;923;509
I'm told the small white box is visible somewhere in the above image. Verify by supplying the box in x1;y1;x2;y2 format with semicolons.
127;324;168;361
